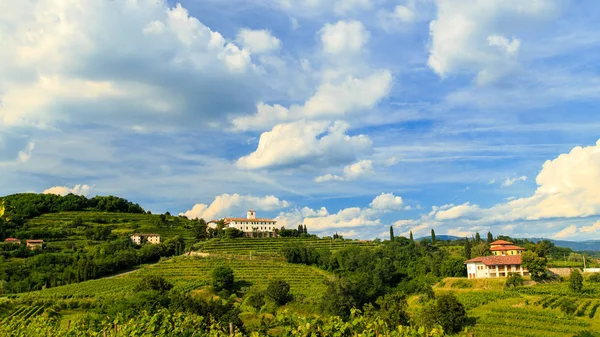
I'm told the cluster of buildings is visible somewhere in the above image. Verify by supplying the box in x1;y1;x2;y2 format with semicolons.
3;238;45;250
465;240;529;279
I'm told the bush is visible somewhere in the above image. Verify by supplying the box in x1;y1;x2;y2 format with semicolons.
505;273;524;288
588;273;600;283
244;291;265;311
451;279;472;289
134;275;173;292
375;292;410;328
557;298;578;316
212;266;234;292
266;279;291;305
434;293;468;334
569;269;583;293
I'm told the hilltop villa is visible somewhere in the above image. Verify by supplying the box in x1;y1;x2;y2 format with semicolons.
130;233;161;245
4;238;20;244
465;240;529;279
213;210;278;237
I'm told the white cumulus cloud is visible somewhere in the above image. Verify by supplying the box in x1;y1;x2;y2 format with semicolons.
316;159;374;182
43;184;93;197
502;175;527;187
236;29;281;54
181;193;290;220
236;120;372;170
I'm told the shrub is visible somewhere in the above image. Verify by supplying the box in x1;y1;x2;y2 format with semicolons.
245;291;265;311
434;293;468;334
266;279;291;305
375;292;410;328
569;269;583;293
588;273;600;283
557;298;578;316
134;275;174;292
451;279;472;289
212;266;234;292
505;273;524;288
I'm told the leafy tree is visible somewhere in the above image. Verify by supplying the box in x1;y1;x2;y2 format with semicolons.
320;278;357;318
134;275;174;292
521;251;548;282
266;279;291;305
192;219;207;241
505;272;524;288
212;266;234;292
463;238;472;259
375;292;410;328
431;229;436;244
569;269;583;292
434;293;468;334
441;256;467;277
487;232;494;244
390;226;394;241
471;242;490;257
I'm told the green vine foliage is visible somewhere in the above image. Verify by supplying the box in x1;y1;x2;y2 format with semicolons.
0;308;445;337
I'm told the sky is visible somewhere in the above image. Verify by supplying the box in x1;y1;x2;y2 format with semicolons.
1;0;600;241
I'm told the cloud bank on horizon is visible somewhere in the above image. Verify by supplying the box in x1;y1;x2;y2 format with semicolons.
1;0;600;240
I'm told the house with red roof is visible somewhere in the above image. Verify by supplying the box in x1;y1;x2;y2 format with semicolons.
465;240;529;279
4;238;21;244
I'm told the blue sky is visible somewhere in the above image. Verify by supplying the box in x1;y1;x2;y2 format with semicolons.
1;0;600;240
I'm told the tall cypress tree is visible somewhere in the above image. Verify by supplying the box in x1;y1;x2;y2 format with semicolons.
303;224;308;234
390;226;395;241
431;229;436;244
409;231;414;243
464;238;472;259
487;232;494;244
475;232;481;243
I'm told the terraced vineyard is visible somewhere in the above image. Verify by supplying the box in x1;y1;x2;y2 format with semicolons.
22;256;332;301
26;211;196;245
193;237;379;256
468;296;600;336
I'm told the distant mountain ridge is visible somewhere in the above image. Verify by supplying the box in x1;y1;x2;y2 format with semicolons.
417;235;600;251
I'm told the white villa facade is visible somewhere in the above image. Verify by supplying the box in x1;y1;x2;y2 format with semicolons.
130;233;161;245
223;210;278;236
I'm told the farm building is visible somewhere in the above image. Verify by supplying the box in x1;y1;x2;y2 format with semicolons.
130;233;161;245
26;240;44;250
466;240;529;279
4;238;20;244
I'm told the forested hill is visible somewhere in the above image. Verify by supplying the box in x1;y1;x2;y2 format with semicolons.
0;193;145;224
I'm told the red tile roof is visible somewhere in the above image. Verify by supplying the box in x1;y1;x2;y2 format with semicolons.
490;240;514;245
465;255;522;266
4;238;20;242
490;245;525;251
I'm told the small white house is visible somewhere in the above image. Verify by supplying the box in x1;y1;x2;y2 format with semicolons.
130;233;161;245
